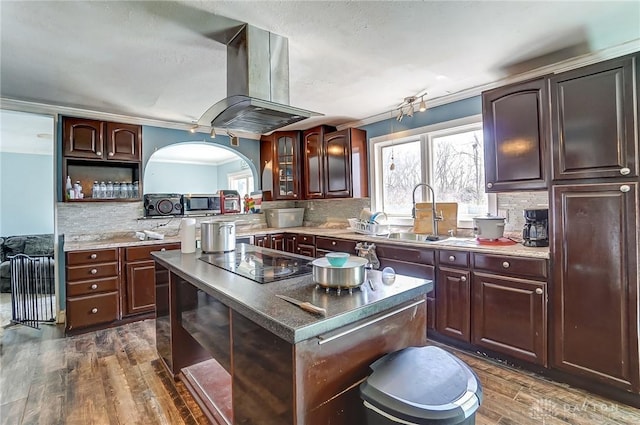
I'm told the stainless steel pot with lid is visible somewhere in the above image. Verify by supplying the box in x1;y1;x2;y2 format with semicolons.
473;214;506;240
201;221;236;253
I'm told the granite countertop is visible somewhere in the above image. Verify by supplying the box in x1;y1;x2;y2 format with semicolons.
64;225;549;259
152;244;432;344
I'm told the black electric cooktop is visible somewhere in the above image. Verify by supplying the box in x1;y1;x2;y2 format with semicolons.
199;243;312;284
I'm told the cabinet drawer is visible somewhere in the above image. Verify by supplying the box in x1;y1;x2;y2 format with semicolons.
297;234;315;245
67;276;119;297
315;237;356;253
125;243;181;261
67;248;118;266
66;291;119;330
67;262;118;282
376;244;435;265
438;250;470;268
473;253;547;279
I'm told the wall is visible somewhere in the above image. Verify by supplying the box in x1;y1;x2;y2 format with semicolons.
0;152;54;235
217;159;248;188
144;161;219;193
499;191;549;236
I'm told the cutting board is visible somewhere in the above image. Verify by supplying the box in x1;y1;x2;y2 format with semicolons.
412;202;458;235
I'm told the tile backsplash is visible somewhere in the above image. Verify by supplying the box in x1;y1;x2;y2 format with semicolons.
497;191;549;236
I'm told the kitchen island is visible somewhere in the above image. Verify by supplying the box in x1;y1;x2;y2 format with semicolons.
152;244;432;425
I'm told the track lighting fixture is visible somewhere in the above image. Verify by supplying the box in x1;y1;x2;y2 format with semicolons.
394;92;428;122
419;96;427;112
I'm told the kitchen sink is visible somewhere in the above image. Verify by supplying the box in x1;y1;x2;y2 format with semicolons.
386;232;447;242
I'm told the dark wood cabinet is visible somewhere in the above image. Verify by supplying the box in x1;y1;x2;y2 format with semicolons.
471;272;547;366
269;233;285;252
123;243;180;317
436;266;471;342
284;233;297;253
253;234;270;248
482;77;549;191
302;125;336;199
63;117;105;159
323;128;368;198
65;248;120;332
376;244;436;329
251;233;286;251
550;54;638;180
551;182;639;392
62;116;142;202
105;122;142;162
260;131;302;200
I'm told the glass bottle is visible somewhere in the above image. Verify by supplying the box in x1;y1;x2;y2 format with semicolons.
120;182;129;198
92;181;100;198
106;181;114;198
127;182;134;198
133;181;139;198
99;181;107;198
113;182;120;198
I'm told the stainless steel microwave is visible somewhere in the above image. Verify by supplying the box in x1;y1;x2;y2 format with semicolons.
182;194;221;215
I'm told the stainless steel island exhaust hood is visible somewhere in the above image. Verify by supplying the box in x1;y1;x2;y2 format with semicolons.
199;24;320;134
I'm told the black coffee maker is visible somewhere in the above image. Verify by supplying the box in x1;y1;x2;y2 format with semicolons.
523;208;549;247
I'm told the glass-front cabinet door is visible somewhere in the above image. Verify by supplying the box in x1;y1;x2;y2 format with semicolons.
274;132;300;200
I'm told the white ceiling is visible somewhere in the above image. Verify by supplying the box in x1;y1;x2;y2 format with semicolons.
0;110;54;155
1;1;639;135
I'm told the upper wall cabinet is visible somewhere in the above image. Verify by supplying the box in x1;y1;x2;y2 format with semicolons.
63;117;141;162
482;77;550;192
550;54;638;181
321;128;368;199
302;125;335;199
260;131;302;201
62;116;142;202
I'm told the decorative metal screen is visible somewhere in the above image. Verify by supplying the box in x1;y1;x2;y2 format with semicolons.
9;254;55;329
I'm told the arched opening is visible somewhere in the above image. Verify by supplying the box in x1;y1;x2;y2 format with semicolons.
144;142;256;197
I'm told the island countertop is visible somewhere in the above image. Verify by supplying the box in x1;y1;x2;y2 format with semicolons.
152;244;432;344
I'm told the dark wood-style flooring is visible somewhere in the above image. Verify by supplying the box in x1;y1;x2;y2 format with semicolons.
1;320;639;425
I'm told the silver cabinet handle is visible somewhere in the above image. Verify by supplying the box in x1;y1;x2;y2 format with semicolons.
90;284;98;290
502;261;510;268
297;247;300;251
487;182;493;188
535;288;543;295
620;185;631;193
90;269;98;275
108;152;114;157
460;275;467;282
90;253;97;259
161;248;166;251
91;308;98;314
332;241;337;246
448;255;455;261
292;237;296;241
317;299;425;345
96;151;102;156
620;167;631;175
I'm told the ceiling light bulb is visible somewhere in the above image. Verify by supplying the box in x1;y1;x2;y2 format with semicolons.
407;106;414;118
189;125;198;133
419;96;426;112
210;128;216;138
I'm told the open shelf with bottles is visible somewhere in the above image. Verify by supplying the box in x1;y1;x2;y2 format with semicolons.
63;159;141;202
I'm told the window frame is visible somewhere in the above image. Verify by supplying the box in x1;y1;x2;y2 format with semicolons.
369;114;496;228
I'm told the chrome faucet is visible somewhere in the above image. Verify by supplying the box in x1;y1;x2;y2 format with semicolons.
412;183;443;240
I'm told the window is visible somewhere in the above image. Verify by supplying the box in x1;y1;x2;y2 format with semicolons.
371;115;493;227
228;170;254;198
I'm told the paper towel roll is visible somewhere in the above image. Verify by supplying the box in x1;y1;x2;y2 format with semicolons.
180;218;196;253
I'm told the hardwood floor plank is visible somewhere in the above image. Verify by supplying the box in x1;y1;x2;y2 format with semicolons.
2;320;638;425
0;398;26;425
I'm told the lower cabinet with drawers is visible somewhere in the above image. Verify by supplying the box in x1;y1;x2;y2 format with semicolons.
433;249;549;366
66;248;120;332
65;242;180;333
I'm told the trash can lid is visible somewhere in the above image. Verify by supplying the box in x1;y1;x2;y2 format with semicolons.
360;346;482;423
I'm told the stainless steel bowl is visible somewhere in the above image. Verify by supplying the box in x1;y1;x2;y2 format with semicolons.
311;257;367;288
